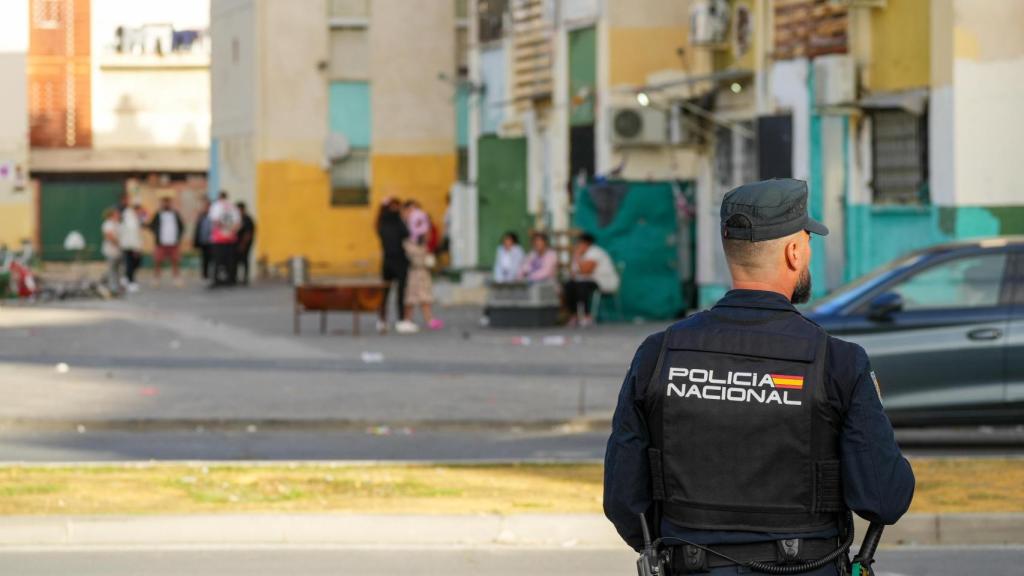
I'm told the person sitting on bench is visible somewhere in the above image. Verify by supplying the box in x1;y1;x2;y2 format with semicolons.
565;233;619;327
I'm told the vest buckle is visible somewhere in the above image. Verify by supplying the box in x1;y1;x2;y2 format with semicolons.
776;538;802;562
678;544;707;573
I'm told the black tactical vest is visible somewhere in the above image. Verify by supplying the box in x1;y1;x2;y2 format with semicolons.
644;309;843;533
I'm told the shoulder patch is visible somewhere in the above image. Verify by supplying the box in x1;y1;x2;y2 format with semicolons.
869;371;882;400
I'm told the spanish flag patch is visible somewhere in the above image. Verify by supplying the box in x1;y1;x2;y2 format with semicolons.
770;374;804;390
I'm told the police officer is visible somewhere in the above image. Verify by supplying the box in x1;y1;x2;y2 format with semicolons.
604;178;914;575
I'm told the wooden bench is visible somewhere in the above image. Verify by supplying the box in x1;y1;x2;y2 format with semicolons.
293;282;387;336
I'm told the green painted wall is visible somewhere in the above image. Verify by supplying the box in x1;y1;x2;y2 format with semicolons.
845;204;1024;280
40;182;123;261
568;26;596;127
477;136;530;268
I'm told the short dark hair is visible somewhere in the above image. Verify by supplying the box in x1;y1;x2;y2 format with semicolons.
502;231;519;245
579;232;596;245
531;232;549;246
218;190;228;200
722;215;789;270
236;201;247;211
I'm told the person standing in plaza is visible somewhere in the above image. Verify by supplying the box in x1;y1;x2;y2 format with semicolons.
119;201;144;293
208;191;240;287
404;199;431;244
235;201;256;285
100;207;122;295
193;197;213;281
403;236;443;331
148;196;185;287
376;198;416;334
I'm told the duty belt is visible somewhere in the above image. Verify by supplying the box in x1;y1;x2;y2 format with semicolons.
670;537;839;574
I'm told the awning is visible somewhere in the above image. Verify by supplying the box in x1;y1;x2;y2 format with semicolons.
859;88;929;115
614;69;753;94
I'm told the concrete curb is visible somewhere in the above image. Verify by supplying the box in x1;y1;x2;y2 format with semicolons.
0;416;614;434
0;513;1020;549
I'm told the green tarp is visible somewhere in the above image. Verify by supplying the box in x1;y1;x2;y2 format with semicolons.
573;181;684;320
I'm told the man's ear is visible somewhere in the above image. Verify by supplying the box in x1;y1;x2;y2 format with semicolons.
784;238;801;272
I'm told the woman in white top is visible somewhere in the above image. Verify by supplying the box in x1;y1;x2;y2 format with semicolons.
493;232;525;283
565;232;620;326
119;203;144;292
100;207;122;294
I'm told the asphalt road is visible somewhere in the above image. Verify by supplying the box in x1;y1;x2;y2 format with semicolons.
2;283;1022;462
0;286;640;426
0;546;1019;576
0;429;608;462
0;428;1021;462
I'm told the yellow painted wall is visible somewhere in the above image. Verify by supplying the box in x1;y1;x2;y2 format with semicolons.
0;203;33;248
609;26;690;86
870;0;930;91
372;153;456;232
256;160;377;276
255;153;455;276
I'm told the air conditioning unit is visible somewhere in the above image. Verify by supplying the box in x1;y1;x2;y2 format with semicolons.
814;54;856;107
690;0;730;46
611;107;668;147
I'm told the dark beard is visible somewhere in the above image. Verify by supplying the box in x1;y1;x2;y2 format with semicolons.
791;267;812;304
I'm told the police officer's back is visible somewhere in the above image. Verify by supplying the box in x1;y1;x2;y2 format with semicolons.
604;179;915;575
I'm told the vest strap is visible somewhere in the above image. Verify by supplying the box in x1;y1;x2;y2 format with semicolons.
648;448;665;501
647;328;673;501
814;460;843;512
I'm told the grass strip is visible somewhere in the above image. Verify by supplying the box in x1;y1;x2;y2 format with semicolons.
0;458;1019;516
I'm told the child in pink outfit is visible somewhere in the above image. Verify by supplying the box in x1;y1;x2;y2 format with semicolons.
404;200;431;244
401;200;443;331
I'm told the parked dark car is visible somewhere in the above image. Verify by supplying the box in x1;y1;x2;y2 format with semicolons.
805;237;1024;426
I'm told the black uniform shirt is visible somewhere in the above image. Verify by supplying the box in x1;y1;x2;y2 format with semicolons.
603;289;915;551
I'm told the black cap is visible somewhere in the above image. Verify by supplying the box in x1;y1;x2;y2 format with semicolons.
720;178;829;241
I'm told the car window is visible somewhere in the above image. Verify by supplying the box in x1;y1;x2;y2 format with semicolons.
809;252;924;314
889;253;1007;311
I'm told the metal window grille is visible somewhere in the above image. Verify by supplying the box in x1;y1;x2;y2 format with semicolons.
478;0;508;43
330;149;371;206
871;109;928;205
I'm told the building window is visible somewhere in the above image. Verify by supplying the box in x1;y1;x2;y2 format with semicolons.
33;0;61;29
330;149;371;207
714;122;757;195
328;28;369;80
456;26;469;78
328;0;369;19
457;148;469;183
871;108;928;205
478;0;508;43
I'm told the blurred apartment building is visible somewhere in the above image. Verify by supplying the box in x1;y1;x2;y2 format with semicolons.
202;0;1024;315
0;3;31;250
210;0;465;275
466;0;1024;313
0;0;210;261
